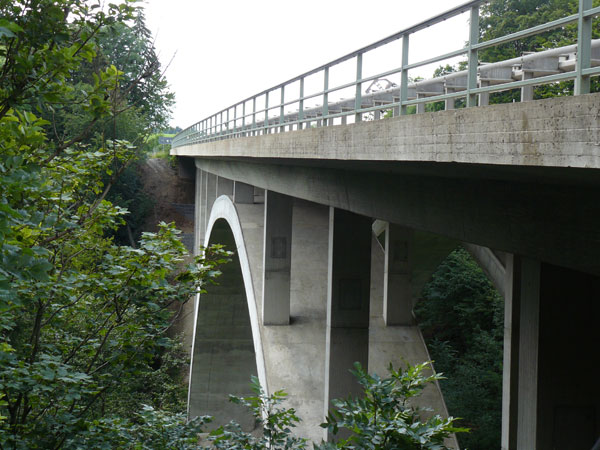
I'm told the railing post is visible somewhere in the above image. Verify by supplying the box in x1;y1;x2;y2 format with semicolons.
220;111;224;136
575;0;592;95
400;34;409;116
355;53;363;122
280;86;285;133
233;106;237;137
242;102;246;137
299;77;305;130
264;91;269;135
226;108;230;137
466;5;480;108
252;97;257;136
323;67;329;126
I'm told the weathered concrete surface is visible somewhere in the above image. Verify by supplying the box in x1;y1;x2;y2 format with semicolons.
173;94;600;170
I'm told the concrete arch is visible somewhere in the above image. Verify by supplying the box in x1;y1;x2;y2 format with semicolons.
187;195;267;424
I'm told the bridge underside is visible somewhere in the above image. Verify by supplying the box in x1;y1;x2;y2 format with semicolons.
179;93;600;449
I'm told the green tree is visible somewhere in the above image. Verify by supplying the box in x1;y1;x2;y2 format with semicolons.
415;248;504;450
209;376;307;450
318;362;467;450
0;1;229;447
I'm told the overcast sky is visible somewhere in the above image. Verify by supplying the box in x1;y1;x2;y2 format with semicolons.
144;0;471;129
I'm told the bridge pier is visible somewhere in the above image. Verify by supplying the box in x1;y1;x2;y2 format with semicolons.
262;191;293;325
502;257;600;449
194;168;204;255
383;224;414;326
324;208;372;438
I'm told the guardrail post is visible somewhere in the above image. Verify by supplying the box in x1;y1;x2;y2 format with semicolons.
233;106;237;137
226;108;230;138
400;34;409;115
466;5;480;107
355;53;363;122
280;86;285;133
264;91;269;135
575;0;592;95
242;102;246;137
252;97;257;136
299;77;305;130
323;67;329;126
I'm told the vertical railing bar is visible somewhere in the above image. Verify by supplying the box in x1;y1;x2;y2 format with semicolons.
299;77;305;130
355;53;363;122
280;86;285;132
252;97;257;136
242;102;246;137
264;91;269;134
400;34;410;115
576;0;593;95
466;5;480;107
226;109;230;138
323;67;329;126
233;105;237;137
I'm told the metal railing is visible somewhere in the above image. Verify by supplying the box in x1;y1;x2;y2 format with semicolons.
172;0;600;149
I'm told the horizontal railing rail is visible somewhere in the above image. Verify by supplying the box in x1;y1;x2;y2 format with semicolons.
173;0;600;149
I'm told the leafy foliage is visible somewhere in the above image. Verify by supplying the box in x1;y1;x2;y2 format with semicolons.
209;376;307;450
415;248;503;450
317;363;467;450
0;0;231;447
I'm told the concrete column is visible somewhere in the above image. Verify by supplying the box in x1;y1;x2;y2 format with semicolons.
383;224;414;325
194;169;204;255
516;258;540;450
216;176;234;197
201;170;209;237
501;254;522;450
205;173;217;232
502;259;600;449
233;181;254;204
262;191;293;325
324;208;372;439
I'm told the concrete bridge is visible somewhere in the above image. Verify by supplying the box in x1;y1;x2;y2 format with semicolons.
172;1;600;449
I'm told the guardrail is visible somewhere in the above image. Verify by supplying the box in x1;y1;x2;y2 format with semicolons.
172;0;600;149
